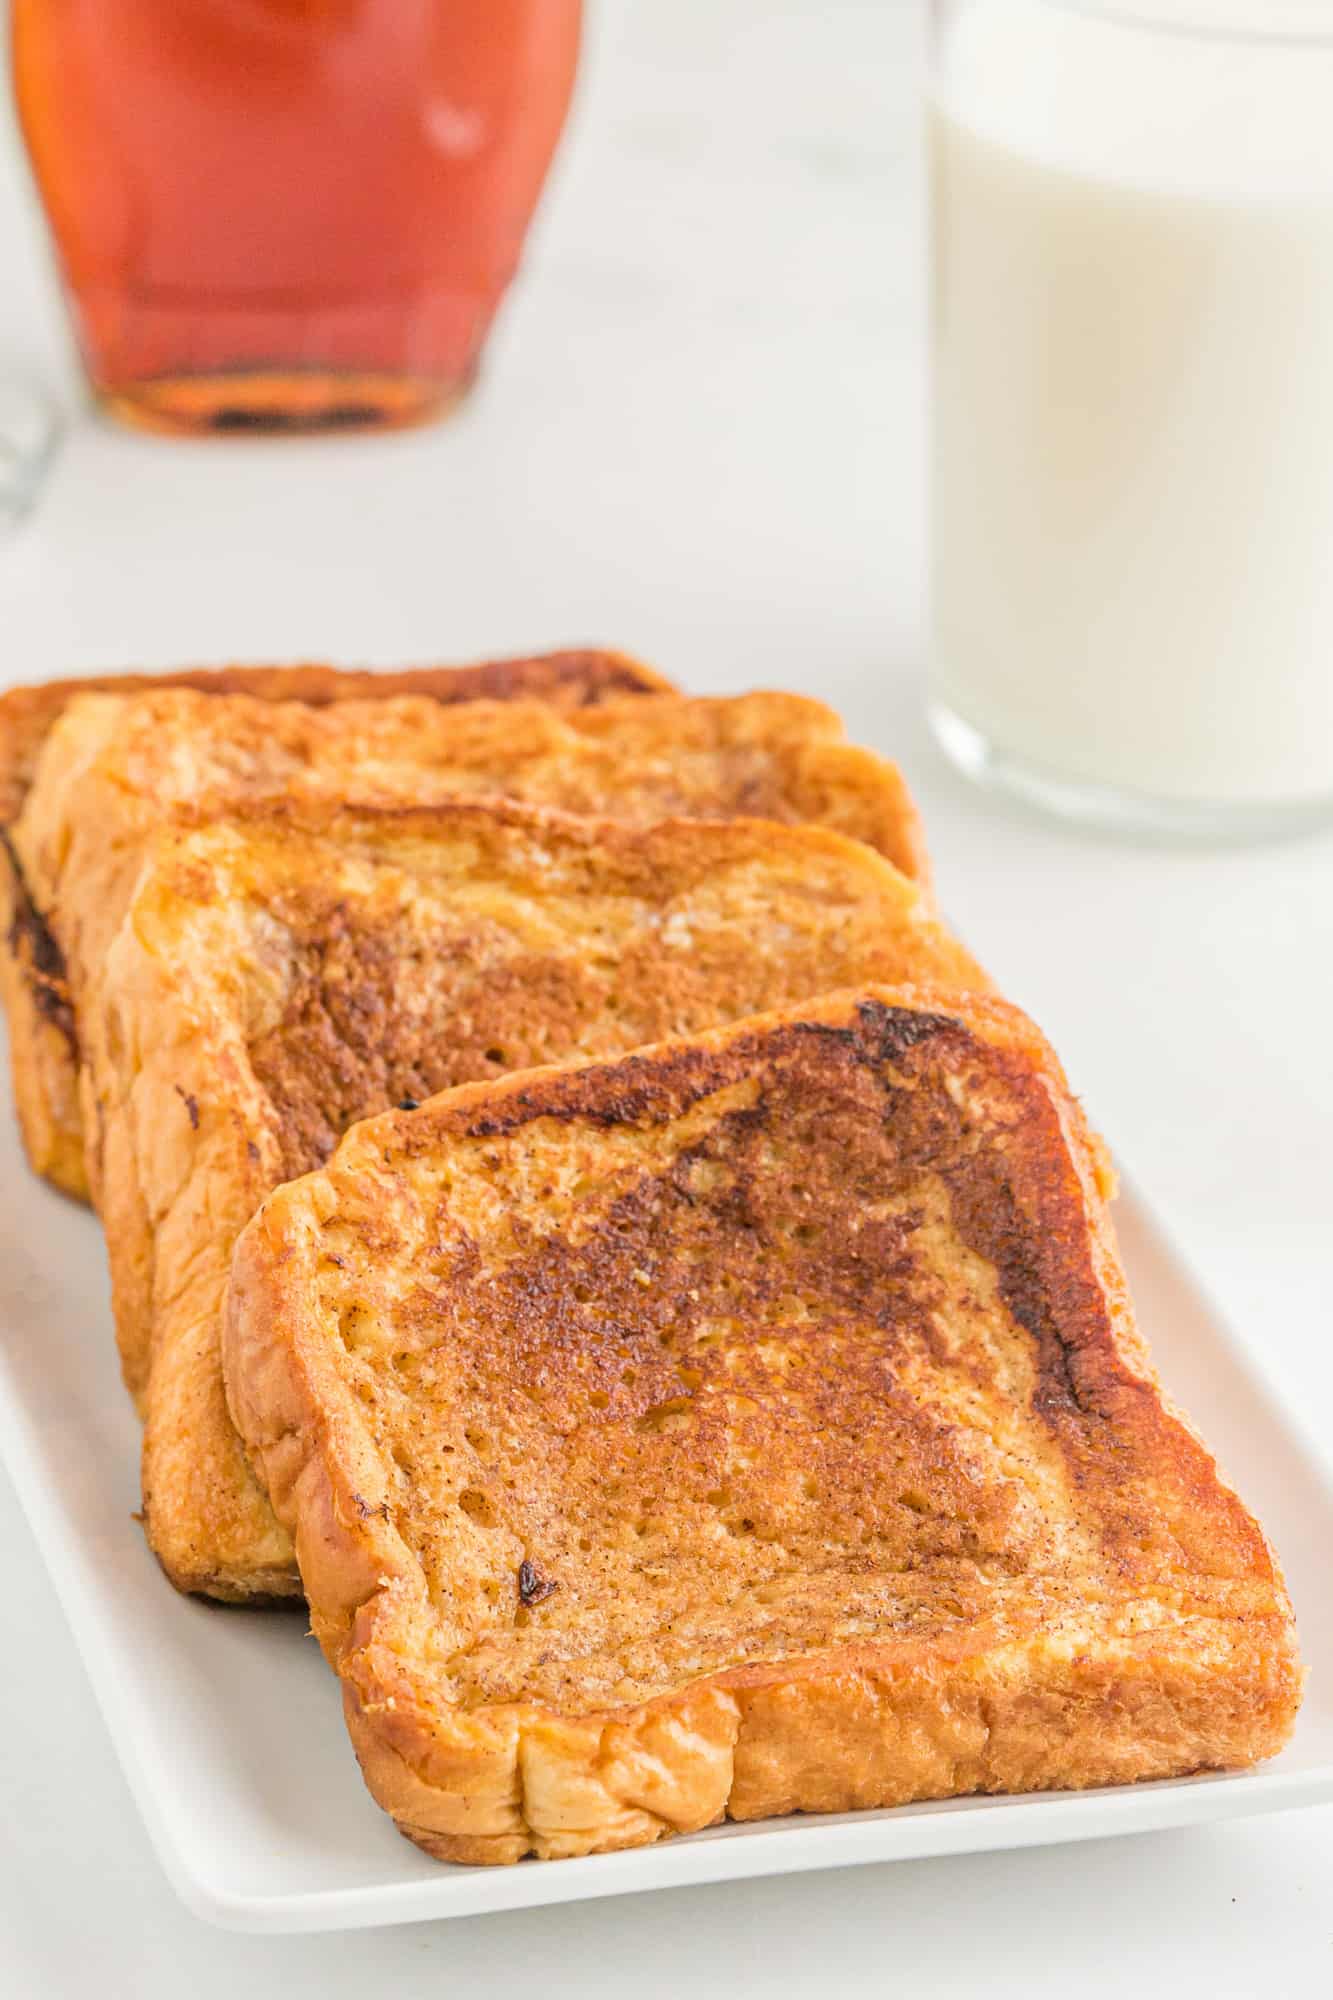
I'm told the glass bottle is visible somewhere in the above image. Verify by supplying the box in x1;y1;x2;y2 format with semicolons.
12;0;582;436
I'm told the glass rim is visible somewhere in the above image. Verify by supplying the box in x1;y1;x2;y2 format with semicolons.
967;2;1333;49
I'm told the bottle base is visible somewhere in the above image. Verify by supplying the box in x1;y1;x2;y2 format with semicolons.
929;700;1333;847
99;367;475;439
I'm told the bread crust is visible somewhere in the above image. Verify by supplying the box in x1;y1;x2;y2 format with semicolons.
223;989;1302;1864
0;829;84;1197
0;651;671;1199
0;651;671;824
83;808;979;1598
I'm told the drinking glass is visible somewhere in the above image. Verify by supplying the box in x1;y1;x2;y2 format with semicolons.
929;1;1333;839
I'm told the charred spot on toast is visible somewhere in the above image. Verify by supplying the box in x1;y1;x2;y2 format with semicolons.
517;1559;559;1607
852;995;967;1061
1;828;77;1051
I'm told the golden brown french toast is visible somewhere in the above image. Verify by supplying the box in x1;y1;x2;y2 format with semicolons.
82;805;979;1600
223;989;1302;1866
5;683;926;1200
0;651;671;1198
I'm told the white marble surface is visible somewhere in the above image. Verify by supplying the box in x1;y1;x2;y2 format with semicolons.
1;2;1330;1990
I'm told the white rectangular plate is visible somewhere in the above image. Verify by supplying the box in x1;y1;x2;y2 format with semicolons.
1;1081;1330;1934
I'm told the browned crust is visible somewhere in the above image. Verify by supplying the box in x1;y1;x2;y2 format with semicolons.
0;830;84;1198
223;989;1302;1865
0;650;672;825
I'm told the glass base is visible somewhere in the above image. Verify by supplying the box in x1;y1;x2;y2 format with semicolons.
0;379;62;530
99;367;475;439
929;700;1333;846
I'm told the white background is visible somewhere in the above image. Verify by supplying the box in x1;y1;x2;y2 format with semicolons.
1;1;1330;1990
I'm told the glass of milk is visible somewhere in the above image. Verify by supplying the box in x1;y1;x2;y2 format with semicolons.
929;1;1333;838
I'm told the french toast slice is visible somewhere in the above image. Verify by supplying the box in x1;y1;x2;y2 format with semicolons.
83;805;980;1599
5;684;926;1201
223;989;1302;1865
0;650;671;1199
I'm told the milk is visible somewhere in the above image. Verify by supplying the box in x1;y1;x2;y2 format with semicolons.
930;1;1333;808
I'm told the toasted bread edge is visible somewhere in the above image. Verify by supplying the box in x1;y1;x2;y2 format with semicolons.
0;830;87;1199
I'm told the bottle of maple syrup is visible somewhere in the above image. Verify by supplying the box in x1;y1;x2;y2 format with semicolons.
11;1;582;435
